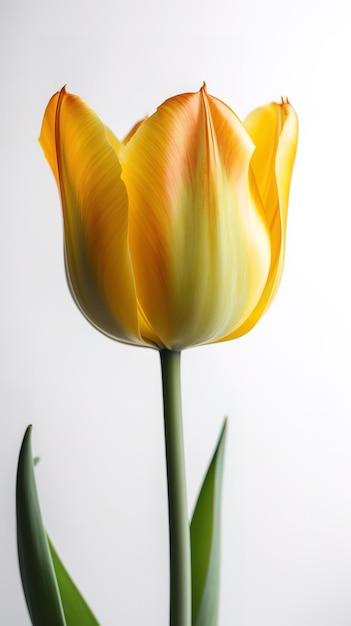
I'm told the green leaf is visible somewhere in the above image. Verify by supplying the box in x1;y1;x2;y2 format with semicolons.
16;426;101;626
190;419;227;626
16;426;67;626
48;538;101;626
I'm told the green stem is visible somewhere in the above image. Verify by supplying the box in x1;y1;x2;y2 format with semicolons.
160;350;191;626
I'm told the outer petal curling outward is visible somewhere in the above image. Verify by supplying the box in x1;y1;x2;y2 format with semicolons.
220;99;298;342
120;85;272;350
39;88;152;346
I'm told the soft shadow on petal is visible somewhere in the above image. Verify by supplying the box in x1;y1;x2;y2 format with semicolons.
104;126;122;155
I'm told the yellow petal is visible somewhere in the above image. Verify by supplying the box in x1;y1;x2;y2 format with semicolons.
104;126;122;154
39;87;146;346
122;118;146;146
120;85;271;350
221;99;298;341
104;118;145;156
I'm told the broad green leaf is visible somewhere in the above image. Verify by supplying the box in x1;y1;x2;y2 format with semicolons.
16;426;67;626
48;538;101;626
190;419;227;626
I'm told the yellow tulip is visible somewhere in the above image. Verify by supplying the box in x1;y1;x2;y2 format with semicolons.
39;85;298;350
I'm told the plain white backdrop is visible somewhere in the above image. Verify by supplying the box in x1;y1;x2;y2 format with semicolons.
1;0;351;624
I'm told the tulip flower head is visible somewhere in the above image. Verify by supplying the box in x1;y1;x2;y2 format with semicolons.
39;85;298;350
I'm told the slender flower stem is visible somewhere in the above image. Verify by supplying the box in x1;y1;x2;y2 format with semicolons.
160;349;191;626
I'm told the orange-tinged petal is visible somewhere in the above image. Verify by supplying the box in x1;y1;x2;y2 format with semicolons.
221;99;298;341
39;88;146;346
120;85;271;350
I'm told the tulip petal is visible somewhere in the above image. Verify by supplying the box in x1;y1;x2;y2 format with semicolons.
39;88;149;346
221;100;298;341
121;119;146;146
104;126;122;154
245;100;298;289
104;119;145;157
120;86;271;349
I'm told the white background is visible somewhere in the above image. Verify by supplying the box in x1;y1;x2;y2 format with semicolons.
1;0;351;624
